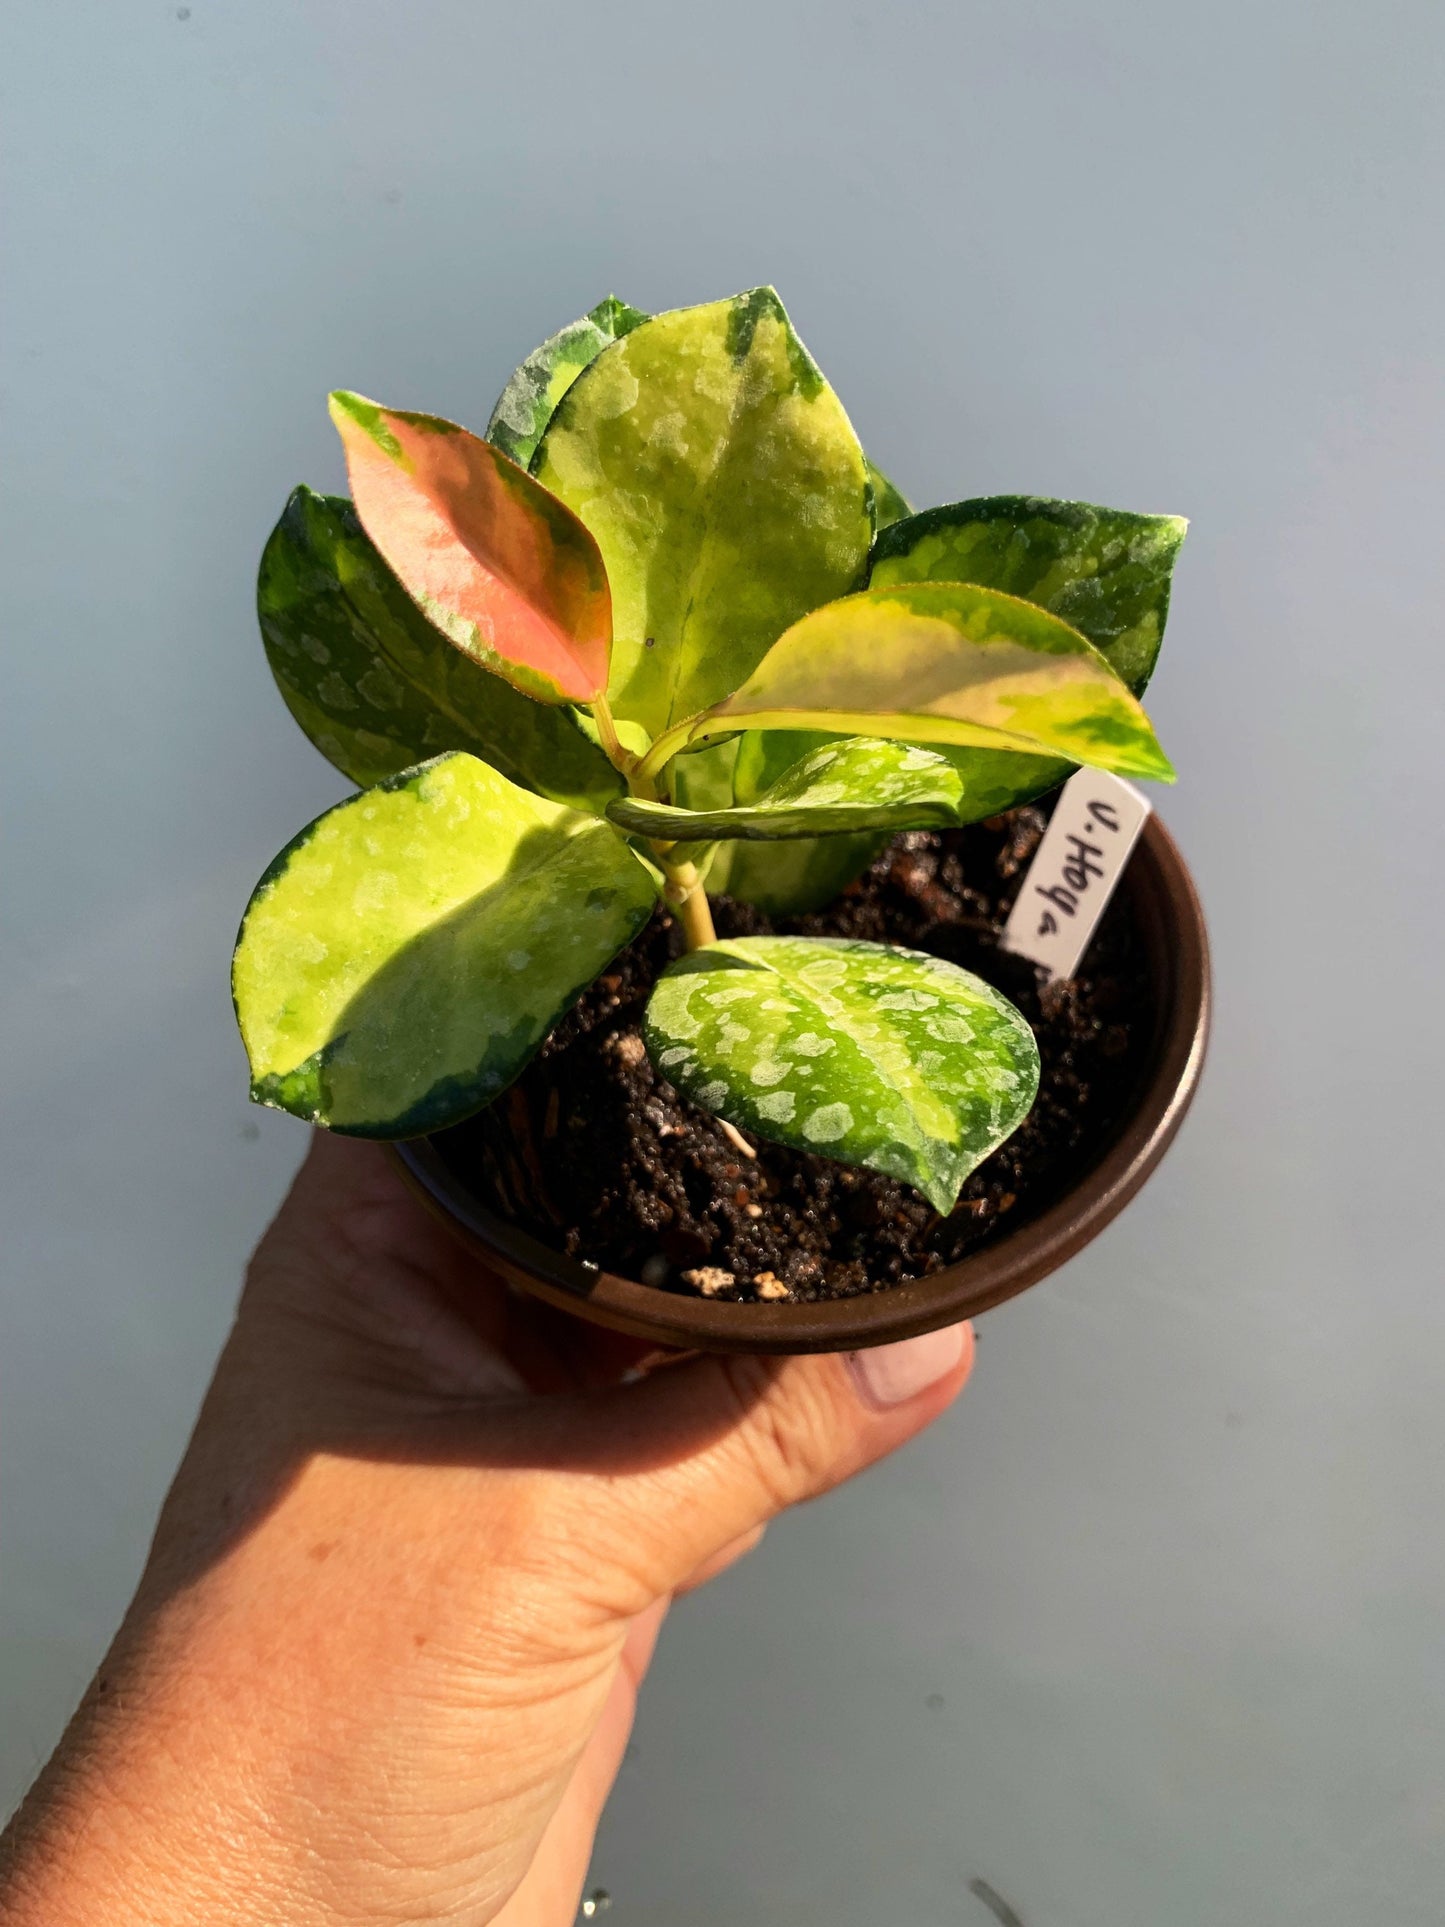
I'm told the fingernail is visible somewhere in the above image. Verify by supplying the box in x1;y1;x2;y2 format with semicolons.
848;1322;972;1409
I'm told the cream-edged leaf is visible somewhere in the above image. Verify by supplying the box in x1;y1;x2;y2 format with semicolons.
869;495;1186;695
533;287;871;738
689;582;1174;781
233;753;657;1136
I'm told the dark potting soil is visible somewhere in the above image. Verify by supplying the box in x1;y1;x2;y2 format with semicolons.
433;807;1156;1303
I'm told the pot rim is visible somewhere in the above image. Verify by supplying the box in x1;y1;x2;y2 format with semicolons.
393;814;1210;1354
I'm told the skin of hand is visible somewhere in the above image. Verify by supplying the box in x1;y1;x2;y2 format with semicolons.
0;1134;975;1927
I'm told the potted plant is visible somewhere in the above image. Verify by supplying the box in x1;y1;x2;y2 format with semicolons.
235;287;1209;1354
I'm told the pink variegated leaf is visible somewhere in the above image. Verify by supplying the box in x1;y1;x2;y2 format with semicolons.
330;392;611;704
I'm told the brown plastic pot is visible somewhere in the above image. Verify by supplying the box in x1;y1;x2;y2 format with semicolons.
394;815;1210;1355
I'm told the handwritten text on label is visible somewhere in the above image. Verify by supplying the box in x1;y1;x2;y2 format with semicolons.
999;768;1152;981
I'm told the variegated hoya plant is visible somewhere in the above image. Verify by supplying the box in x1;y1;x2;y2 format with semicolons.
235;289;1185;1216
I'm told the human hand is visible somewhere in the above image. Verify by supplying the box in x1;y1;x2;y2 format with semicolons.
0;1134;974;1926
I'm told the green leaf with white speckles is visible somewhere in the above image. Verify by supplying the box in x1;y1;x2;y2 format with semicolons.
734;726;1067;837
609;738;997;840
533;287;872;740
669;739;885;911
869;496;1187;696
259;487;623;811
689;581;1174;781
732;725;1061;820
486;295;648;469
644;936;1039;1213
233;753;657;1137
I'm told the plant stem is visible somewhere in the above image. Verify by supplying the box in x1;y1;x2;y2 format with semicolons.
594;694;716;948
632;719;696;790
591;692;634;777
662;857;716;949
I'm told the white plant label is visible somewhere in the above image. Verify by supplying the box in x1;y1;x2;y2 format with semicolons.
1000;768;1152;981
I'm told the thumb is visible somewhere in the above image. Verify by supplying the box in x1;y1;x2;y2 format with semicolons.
521;1323;975;1608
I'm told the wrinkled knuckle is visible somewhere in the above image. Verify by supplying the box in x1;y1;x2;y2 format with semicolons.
450;1476;600;1649
495;1466;656;1623
722;1358;848;1513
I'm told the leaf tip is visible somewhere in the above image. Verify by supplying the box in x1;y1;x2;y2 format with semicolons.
328;389;404;462
1125;741;1177;784
924;1177;963;1216
1149;513;1189;559
1137;728;1178;782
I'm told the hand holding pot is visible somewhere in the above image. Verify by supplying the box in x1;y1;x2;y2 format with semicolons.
0;1134;973;1927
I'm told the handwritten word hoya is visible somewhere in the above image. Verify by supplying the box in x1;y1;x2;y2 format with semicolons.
999;769;1151;980
1033;798;1124;936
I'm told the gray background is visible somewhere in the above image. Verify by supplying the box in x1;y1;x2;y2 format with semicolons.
4;2;1443;1920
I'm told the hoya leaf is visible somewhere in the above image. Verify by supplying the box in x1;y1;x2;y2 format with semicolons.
671;737;745;814
532;287;872;739
716;721;1062;907
486;294;648;469
667;737;885;912
692;582;1175;782
869;496;1187;695
731;727;832;803
866;459;912;532
708;834;887;915
733;725;1069;837
259;487;622;812
609;738;985;841
233;753;656;1136
644;936;1039;1214
729;708;1071;844
733;731;1064;834
330;392;612;704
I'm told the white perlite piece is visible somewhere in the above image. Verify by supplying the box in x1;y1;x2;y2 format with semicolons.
716;1117;757;1158
610;1030;647;1067
681;1266;735;1296
999;768;1152;981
